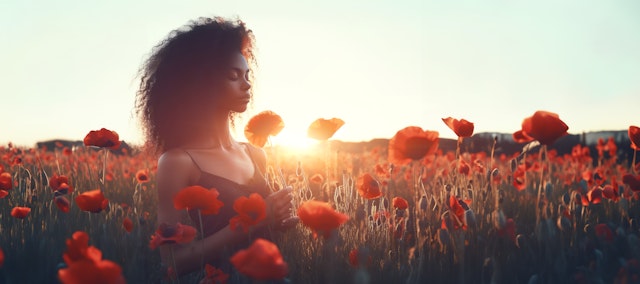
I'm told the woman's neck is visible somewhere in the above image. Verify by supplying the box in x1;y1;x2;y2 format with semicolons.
187;113;237;149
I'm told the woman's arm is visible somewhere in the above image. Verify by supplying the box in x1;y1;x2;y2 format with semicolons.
155;149;293;276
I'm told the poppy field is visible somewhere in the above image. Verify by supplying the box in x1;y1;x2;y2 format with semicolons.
2;111;640;283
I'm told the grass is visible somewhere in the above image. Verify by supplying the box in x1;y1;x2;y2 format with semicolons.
0;138;639;283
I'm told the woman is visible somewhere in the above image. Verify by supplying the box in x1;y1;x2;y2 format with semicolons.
134;16;296;279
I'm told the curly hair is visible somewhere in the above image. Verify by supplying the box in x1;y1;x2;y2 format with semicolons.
134;16;256;155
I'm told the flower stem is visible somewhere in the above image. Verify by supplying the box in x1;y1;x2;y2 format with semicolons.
633;149;637;174
198;209;205;276
101;148;108;185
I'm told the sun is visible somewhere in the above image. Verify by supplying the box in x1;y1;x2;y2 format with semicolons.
270;129;318;152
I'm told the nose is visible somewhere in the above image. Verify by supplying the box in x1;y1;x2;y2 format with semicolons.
241;77;251;91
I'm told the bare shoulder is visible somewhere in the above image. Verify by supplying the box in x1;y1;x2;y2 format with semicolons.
156;149;197;192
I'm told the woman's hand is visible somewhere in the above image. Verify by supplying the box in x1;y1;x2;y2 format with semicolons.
264;186;295;229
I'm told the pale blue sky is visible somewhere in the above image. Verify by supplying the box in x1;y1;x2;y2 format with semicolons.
1;0;639;147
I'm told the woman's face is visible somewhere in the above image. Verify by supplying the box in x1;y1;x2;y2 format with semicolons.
216;52;252;113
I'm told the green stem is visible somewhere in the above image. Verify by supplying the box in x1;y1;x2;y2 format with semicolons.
170;245;180;284
633;149;637;174
198;209;205;276
535;145;547;226
101;148;108;185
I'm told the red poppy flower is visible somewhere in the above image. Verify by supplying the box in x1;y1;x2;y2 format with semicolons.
244;110;285;148
0;247;4;268
356;173;382;199
307;118;345;140
134;169;150;183
58;259;126;284
623;174;640;192
442;117;474;138
173;186;224;215
392;197;409;210
62;231;102;265
50;174;73;194
75;190;109;213
594;223;614;243
123;217;134;233
59;231;125;284
512;130;534;143
496;218;516;243
55;196;71;213
149;222;198;250
230;238;288;281
582;187;603;206
199;264;229;284
348;248;372;268
83;128;121;150
388;126;439;166
519;111;569;146
629;126;640;150
0;172;12;191
512;165;527;191
297;200;349;239
602;184;619;201
0;190;7;199
447;196;467;230
11;206;31;219
229;193;267;233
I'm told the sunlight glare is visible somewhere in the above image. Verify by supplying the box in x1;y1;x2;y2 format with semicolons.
270;129;318;153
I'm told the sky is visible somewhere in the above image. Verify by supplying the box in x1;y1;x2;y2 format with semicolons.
1;0;639;148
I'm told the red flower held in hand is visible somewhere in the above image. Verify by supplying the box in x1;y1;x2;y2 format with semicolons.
75;190;109;213
356;173;383;199
297;200;349;239
149;222;197;250
230;238;288;281
229;193;267;233
388;126;439;165
83;128;121;150
629;125;640;150
442;117;474;138
173;186;224;215
244;110;285;148
11;206;31;219
519;110;569;146
307;118;345;140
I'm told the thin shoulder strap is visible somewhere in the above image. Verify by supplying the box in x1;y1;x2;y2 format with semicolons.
181;149;203;172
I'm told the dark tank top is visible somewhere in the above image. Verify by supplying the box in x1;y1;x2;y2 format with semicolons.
182;143;273;267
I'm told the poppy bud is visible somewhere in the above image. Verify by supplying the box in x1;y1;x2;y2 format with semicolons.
419;195;428;211
465;210;476;230
493;210;506;230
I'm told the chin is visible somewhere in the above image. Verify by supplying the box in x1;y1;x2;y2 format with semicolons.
232;105;249;113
